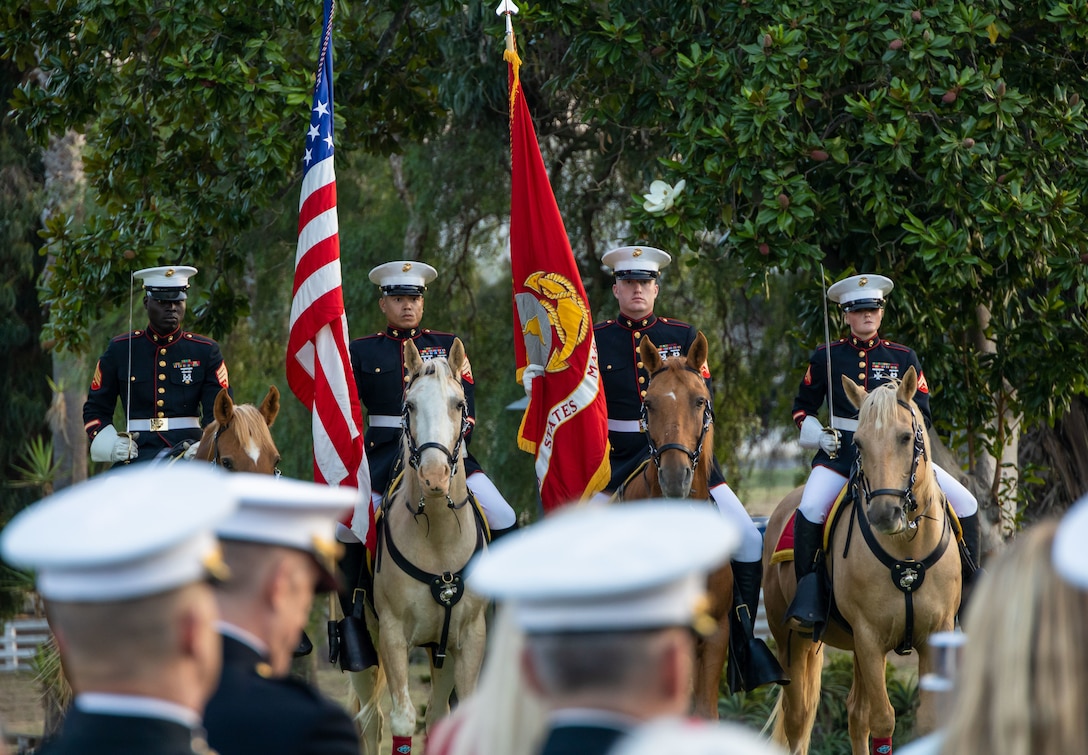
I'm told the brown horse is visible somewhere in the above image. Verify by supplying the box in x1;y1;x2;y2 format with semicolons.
350;339;489;755
615;331;734;719
193;386;282;475
763;367;960;754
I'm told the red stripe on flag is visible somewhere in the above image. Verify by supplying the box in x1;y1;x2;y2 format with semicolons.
287;0;371;546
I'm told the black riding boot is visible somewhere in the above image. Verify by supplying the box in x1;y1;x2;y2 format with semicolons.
293;630;314;658
329;541;378;671
728;560;789;693
489;520;519;542
957;512;983;616
784;512;828;639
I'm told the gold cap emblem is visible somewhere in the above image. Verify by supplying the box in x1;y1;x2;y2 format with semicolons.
402;263;412;272
859;277;868;287
165;268;176;277
632;249;643;257
202;545;231;584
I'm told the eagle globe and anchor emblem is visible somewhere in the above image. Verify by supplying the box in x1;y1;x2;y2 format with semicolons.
514;271;591;375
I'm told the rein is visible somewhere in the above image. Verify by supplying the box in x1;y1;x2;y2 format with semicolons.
641;365;714;473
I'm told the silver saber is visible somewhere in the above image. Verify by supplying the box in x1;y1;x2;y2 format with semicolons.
819;264;837;459
124;272;135;463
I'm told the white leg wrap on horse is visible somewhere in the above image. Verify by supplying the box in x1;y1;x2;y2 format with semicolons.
932;463;978;517
466;472;517;529
709;484;764;562
798;466;848;524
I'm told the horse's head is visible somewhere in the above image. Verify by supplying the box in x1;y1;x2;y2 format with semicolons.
402;338;470;498
639;331;715;498
843;367;937;536
195;386;282;475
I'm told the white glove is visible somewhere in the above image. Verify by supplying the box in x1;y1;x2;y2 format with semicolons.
799;415;842;455
798;415;824;449
89;425;139;463
181;441;200;460
819;428;841;455
522;364;545;398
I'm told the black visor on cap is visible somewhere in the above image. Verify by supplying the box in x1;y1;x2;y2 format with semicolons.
146;286;188;301
614;269;660;281
841;297;884;312
381;285;426;296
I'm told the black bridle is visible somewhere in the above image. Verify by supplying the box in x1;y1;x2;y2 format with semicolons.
211;422;282;477
641;365;715;474
401;400;471;476
851;398;927;520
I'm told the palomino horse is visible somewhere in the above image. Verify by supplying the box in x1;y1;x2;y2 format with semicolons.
193;386;282;475
351;338;489;755
614;331;734;719
763;367;960;755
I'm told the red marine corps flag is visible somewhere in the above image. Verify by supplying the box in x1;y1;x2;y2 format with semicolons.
499;1;610;512
287;0;372;539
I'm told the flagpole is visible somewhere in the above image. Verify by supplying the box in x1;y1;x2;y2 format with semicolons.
495;0;519;53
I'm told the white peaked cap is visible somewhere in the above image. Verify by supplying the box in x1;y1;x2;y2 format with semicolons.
602;246;673;279
827;273;894;311
217;474;359;591
0;465;236;602
466;501;739;633
613;717;787;755
369;261;438;294
134;266;198;289
1054;492;1088;590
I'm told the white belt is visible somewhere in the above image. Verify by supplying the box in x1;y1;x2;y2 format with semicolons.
607;419;642;433
128;417;200;432
368;414;402;429
831;417;858;432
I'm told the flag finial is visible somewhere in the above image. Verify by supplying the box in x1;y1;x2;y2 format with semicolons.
495;0;520;56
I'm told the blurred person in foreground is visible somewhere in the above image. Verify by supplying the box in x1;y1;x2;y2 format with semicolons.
430;500;743;755
611;716;786;755
900;494;1088;755
0;465;237;755
203;474;360;755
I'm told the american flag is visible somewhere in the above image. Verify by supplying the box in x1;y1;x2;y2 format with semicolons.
286;0;370;521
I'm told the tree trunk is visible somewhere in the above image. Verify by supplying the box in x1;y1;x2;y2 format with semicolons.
970;303;1020;545
39;128;86;739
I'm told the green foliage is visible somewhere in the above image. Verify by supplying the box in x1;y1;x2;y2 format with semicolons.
550;0;1088;463
1;0;451;352
6;0;1088;515
0;61;51;520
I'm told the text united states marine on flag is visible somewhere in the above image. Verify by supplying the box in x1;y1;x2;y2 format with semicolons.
505;41;610;513
286;0;372;540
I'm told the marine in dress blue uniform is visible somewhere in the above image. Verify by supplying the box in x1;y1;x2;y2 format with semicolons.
466;502;741;755
348;261;516;536
591;245;786;692
205;475;360;755
786;274;980;635
83;266;231;464
0;465;238;755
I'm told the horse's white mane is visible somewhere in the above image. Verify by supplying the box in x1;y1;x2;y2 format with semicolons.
857;379;938;501
858;380;903;428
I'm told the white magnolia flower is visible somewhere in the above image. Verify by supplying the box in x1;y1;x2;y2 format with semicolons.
642;179;686;214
